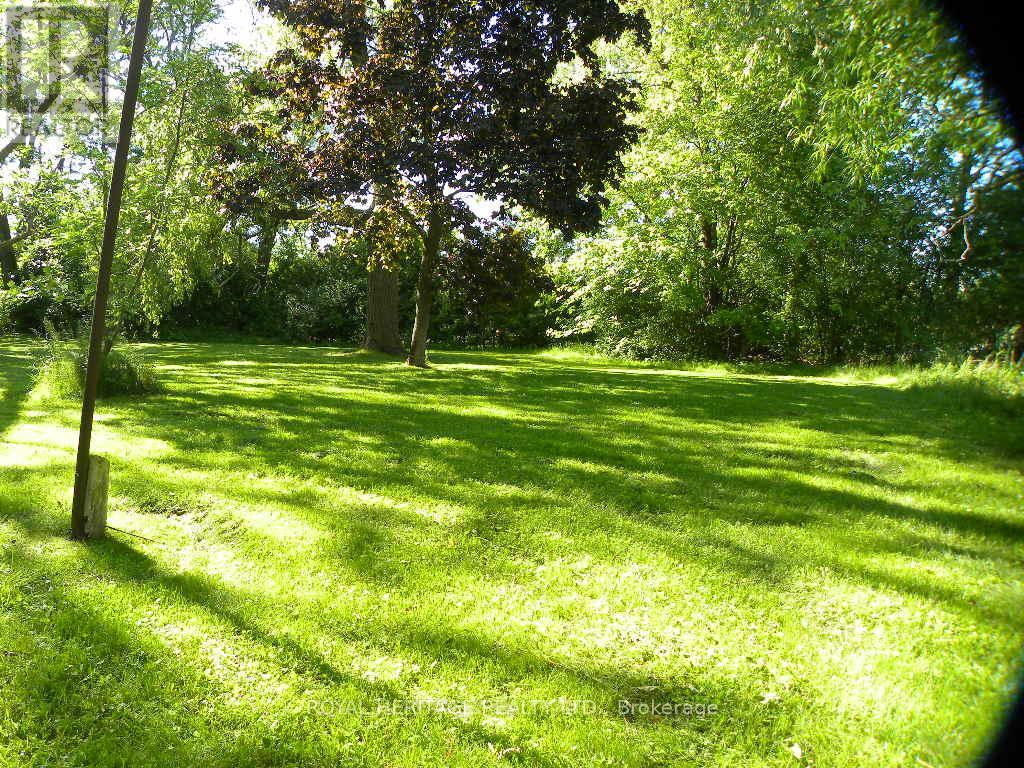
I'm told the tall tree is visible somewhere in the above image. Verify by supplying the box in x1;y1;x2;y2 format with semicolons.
364;262;404;354
1;0;242;342
258;0;649;365
558;0;1021;363
211;117;317;291
361;200;417;355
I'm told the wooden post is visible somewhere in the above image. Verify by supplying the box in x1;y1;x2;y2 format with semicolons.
69;0;152;540
83;455;109;540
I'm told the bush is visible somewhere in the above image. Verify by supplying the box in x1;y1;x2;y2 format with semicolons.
34;334;161;400
432;226;554;348
0;289;12;335
900;359;1023;416
163;239;367;344
97;346;161;397
0;248;92;336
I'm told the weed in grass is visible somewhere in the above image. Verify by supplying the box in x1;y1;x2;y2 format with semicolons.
32;333;161;401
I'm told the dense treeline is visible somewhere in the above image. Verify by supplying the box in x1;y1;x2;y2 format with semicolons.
557;0;1024;363
0;0;1021;365
163;224;552;347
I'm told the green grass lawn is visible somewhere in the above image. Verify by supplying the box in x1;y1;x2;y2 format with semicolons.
1;339;1023;767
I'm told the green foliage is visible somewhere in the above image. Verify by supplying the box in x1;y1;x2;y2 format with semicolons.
898;359;1024;417
96;346;162;398
31;339;84;401
0;255;93;337
0;0;241;349
271;239;368;343
554;0;1022;364
33;332;160;401
236;0;651;364
104;0;239;335
3;0;1021;368
0;168;97;335
166;224;551;348
0;292;10;335
432;226;553;347
164;232;367;344
257;0;649;232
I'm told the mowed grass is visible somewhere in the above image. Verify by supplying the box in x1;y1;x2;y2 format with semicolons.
1;339;1023;768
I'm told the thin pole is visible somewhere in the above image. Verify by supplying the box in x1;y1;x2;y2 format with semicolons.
70;0;153;540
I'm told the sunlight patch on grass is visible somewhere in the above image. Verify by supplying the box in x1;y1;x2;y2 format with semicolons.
0;441;68;468
604;366;730;379
1;341;1022;768
0;422;78;463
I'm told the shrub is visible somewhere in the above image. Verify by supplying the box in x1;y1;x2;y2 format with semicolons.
163;241;367;344
0;248;92;336
900;359;1023;417
432;226;554;348
34;333;161;400
96;346;161;397
0;288;12;335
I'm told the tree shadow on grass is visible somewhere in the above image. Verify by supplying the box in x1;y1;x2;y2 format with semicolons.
0;338;37;440
1;509;786;767
2;341;1023;765
112;370;1024;546
141;344;1024;467
72;345;1022;633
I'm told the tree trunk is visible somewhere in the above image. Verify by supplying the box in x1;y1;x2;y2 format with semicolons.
407;212;446;368
701;217;723;314
941;154;973;308
0;192;17;284
364;263;404;355
701;216;718;253
256;223;277;289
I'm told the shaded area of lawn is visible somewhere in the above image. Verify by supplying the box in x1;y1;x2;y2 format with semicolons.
0;339;33;439
2;340;1023;767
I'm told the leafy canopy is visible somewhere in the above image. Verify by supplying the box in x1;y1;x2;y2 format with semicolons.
256;0;651;234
